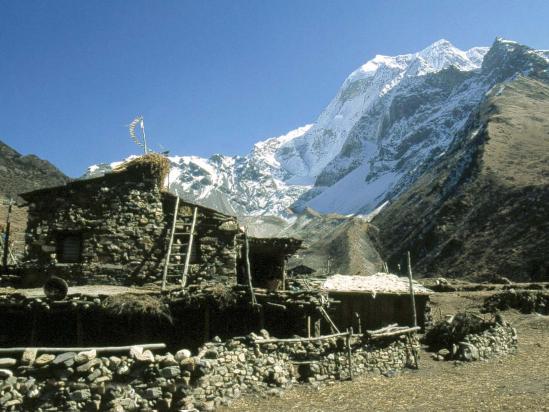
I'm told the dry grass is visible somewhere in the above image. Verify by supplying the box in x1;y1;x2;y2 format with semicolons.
102;293;172;322
114;153;170;186
210;284;238;309
220;291;549;411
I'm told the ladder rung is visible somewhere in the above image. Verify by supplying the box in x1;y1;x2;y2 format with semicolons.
173;232;191;235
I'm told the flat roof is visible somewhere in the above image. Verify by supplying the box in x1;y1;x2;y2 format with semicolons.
322;273;432;296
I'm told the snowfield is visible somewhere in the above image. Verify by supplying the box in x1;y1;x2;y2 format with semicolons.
85;38;548;218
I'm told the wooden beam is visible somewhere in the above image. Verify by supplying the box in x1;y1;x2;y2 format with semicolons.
0;343;167;354
367;326;420;340
254;331;351;345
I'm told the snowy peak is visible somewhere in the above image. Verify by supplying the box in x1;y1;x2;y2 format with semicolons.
84;38;548;219
416;39;486;72
270;39;489;180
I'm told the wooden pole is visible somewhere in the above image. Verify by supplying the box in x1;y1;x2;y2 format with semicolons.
181;206;198;288
244;230;257;306
346;327;353;380
282;258;286;291
307;316;311;338
407;251;418;327
0;343;167;354
314;318;321;337
319;306;340;333
2;198;12;272
254;330;351;345
355;312;362;334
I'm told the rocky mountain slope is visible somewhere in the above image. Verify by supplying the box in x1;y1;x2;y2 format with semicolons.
88;38;548;221
0;140;68;200
372;76;549;281
0;140;68;257
242;208;383;276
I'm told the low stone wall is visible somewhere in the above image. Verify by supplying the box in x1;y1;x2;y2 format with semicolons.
453;322;517;362
0;331;419;411
427;314;518;362
483;290;549;315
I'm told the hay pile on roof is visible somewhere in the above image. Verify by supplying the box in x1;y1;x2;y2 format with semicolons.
322;273;432;296
103;293;172;322
114;153;170;186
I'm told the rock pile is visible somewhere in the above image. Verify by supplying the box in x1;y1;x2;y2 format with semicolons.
0;330;419;411
425;313;517;362
483;290;548;315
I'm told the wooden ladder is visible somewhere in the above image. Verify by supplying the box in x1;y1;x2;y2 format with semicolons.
161;197;198;290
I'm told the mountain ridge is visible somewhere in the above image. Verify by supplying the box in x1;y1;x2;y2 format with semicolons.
86;38;548;220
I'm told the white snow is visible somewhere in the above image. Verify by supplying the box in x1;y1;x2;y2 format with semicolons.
83;38;546;219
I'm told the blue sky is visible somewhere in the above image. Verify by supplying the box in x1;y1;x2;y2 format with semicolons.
1;0;548;177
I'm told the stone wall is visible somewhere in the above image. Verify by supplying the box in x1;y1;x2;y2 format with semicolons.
21;165;169;286
0;331;419;411
20;164;240;287
427;314;518;362
453;322;518;362
483;289;549;315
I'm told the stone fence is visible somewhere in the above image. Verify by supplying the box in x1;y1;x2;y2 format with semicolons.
427;314;518;362
453;322;517;362
0;330;419;411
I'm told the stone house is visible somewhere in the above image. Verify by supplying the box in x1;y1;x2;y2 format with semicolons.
19;155;301;288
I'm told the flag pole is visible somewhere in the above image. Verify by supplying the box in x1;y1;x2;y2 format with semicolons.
140;118;149;155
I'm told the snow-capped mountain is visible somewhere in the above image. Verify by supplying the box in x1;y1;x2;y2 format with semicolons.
86;38;549;217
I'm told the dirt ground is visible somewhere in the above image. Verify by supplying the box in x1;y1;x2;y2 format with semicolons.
220;291;549;411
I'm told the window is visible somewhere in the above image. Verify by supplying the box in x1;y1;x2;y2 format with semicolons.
56;233;82;263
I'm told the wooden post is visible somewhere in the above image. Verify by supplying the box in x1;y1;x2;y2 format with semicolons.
2;198;13;272
346;327;353;380
307;316;311;338
244;230;257;306
354;312;362;334
314;318;321;337
281;258;286;291
407;251;418;327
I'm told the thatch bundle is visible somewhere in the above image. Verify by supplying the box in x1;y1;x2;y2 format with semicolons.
102;293;172;322
115;153;170;187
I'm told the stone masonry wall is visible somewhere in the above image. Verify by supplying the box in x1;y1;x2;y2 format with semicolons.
21;167;240;287
22;170;168;286
454;323;517;362
0;331;419;411
164;198;239;287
